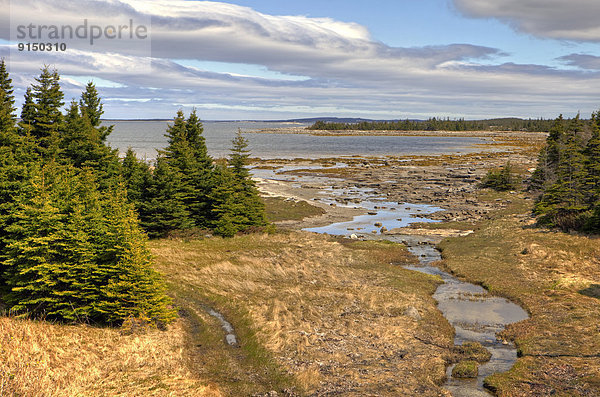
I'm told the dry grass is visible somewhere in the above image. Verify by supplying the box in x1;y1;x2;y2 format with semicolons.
151;232;454;396
438;196;600;396
0;316;218;397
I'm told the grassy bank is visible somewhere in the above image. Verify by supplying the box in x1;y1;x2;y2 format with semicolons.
0;317;214;396
150;232;454;396
438;192;600;396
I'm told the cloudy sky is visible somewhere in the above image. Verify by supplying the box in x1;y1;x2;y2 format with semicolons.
1;0;599;120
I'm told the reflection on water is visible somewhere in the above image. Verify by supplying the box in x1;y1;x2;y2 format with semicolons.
304;201;442;235
404;243;528;396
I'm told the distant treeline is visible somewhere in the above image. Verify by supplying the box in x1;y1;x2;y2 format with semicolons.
308;117;566;132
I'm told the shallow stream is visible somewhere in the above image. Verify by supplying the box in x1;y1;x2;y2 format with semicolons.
303;199;529;396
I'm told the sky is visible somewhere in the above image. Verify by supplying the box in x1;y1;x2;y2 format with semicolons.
1;0;600;120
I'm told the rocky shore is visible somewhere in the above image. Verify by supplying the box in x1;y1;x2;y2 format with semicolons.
254;130;543;231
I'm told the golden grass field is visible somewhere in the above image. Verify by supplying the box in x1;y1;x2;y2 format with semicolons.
0;231;454;396
0;316;219;396
151;232;454;396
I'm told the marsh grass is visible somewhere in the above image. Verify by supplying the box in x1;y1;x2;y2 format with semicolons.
150;232;454;395
263;196;325;222
438;191;600;396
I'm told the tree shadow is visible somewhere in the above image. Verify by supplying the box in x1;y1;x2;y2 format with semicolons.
579;284;600;299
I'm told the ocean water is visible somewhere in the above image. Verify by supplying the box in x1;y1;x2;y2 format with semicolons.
104;120;489;160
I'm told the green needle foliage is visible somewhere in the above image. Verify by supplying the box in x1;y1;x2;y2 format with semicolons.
532;112;600;232
161;109;214;228
139;156;193;238
0;66;175;326
211;130;267;237
481;162;518;191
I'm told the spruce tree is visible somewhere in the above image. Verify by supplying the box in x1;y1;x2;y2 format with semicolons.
1;65;175;325
59;100;122;189
162;109;214;228
92;184;175;324
122;148;152;210
79;81;113;141
229;129;267;227
0;59;15;119
529;115;565;191
2;163;175;324
535;115;589;229
30;67;64;141
0;82;18;146
19;87;36;136
583;111;600;206
139;156;193;238
210;165;241;238
211;131;267;237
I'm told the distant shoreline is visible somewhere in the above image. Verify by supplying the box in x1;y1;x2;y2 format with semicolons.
101;119;308;123
246;127;548;138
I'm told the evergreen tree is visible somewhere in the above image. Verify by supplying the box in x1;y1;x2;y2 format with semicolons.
583;111;600;206
210;165;242;238
534;115;589;229
0;59;15;119
529;115;566;191
162;109;214;228
122;148;152;210
230;128;252;179
30;67;64;141
0;83;18;145
1;163;175;324
2;165;99;320
92;184;175;324
211;131;267;237
139;156;193;238
59;100;122;189
0;65;175;325
79;81;112;141
19;87;36;136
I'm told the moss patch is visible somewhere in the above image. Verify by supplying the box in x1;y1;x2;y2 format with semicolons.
453;341;492;363
263;196;325;222
452;360;479;378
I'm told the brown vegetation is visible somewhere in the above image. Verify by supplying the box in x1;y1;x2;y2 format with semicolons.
151;232;454;396
0;317;216;396
438;196;600;396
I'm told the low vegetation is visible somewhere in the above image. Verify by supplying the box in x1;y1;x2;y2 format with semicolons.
0;316;214;396
438;191;600;396
263;196;325;222
150;232;454;396
481;162;519;191
452;361;479;378
452;341;492;363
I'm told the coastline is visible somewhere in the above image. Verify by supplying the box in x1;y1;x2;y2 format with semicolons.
246;126;548;138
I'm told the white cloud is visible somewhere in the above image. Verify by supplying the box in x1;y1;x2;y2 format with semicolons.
452;0;600;41
1;0;599;119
